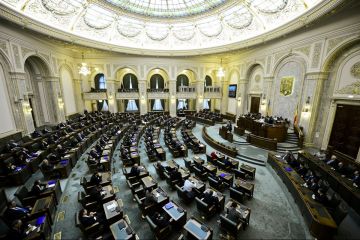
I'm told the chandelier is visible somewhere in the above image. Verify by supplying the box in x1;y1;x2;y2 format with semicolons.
217;58;225;78
79;53;91;76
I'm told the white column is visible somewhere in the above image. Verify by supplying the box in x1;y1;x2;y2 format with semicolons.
220;78;228;114
237;79;248;116
195;79;205;112
138;80;147;115
263;77;274;116
321;100;337;150
106;79;117;113
168;79;177;117
73;78;85;113
45;76;65;123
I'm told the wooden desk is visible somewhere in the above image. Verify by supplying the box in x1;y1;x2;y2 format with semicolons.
225;200;251;225
193;156;205;166
268;152;337;239
141;176;158;190
183;218;212;240
122;165;148;179
188;176;206;193
31;196;56;225
110;219;135;240
203;163;217;174
25;215;52;240
162;160;179;169
101;185;115;203
103;199;123;225
233;179;254;198
45;180;62;205
100;156;110;171
179;167;191;180
54;160;71;178
217;170;233;185
240;164;256;180
162;201;187;227
152;187;169;206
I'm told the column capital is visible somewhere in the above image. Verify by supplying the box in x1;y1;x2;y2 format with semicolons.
239;78;248;84
9;71;26;80
305;72;329;81
44;76;60;82
264;77;274;83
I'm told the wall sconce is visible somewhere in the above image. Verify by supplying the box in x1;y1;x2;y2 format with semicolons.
99;100;103;103
261;94;266;105
23;102;32;113
302;96;311;112
141;95;146;104
58;97;64;108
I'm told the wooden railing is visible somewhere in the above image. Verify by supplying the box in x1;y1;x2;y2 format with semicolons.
202;126;237;157
186;116;215;126
246;134;277;151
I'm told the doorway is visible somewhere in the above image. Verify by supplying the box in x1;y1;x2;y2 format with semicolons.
250;97;260;113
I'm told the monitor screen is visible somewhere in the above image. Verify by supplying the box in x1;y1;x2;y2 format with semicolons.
228;84;237;98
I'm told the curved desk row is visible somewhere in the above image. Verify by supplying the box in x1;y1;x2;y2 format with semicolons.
186;116;215;126
268;152;337;239
298;151;360;215
202;127;237;158
246;134;277;151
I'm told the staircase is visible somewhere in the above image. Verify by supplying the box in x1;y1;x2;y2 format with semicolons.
277;128;302;154
235;153;266;166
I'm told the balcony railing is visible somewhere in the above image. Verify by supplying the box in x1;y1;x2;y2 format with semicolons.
118;88;139;92
177;86;196;92
204;86;221;92
147;88;169;92
83;92;107;100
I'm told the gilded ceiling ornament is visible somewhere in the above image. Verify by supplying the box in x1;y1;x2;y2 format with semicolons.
173;25;196;41
350;62;360;79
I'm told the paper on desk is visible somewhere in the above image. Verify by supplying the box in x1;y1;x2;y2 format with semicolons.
107;202;117;211
48;183;55;188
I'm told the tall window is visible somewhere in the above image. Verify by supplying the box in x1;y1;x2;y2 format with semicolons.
126;99;138;111
150;74;164;89
123;73;138;89
177;99;187;110
95;73;106;90
205;75;212;87
176;74;189;90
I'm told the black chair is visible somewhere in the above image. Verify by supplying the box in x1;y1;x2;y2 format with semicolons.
193;166;208;181
164;172;181;190
208;176;227;192
154;164;166;180
195;197;216;219
233;169;248;180
75;211;103;238
77;192;98;211
219;214;245;238
145;215;171;240
176;185;193;204
229;187;245;203
134;194;157;217
183;158;194;173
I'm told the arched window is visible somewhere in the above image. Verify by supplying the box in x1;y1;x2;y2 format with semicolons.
176;74;189;90
205;75;212;87
94;73;106;90
150;74;164;89
123;73;138;89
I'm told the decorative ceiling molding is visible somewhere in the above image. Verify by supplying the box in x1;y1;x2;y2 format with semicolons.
335;81;360;95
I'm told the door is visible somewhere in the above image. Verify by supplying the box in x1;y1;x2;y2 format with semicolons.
250;97;260;113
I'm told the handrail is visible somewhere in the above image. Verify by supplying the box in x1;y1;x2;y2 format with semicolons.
202;126;237;157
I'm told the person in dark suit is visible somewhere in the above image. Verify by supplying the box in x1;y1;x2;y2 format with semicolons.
202;190;219;209
79;209;101;228
151;212;169;229
169;167;183;184
335;162;348;177
90;172;102;186
55;145;66;157
89;149;100;159
351;170;359;187
130;164;142;177
314;188;328;204
31;180;47;196
326;155;338;168
4;201;30;223
40;159;54;172
227;202;242;224
88;186;105;202
144;190;157;206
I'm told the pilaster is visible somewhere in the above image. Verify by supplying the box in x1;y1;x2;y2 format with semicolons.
195;79;205;112
45;76;65;123
220;78;228;115
106;79;117;113
138;80;148;115
168;79;177;117
73;79;85;113
237;79;248;116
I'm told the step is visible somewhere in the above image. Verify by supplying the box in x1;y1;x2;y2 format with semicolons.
235;154;266;167
285;141;299;145
286;136;298;140
233;141;250;145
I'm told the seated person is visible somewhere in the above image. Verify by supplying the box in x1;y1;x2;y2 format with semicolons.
313;188;328;205
89;149;100;160
297;164;308;177
88;185;105;202
155;161;165;172
226;121;232;132
223;157;233;168
335;162;348;177
227;202;243;224
7;219;28;239
55;145;66;157
202;190;220;210
210;151;218;160
31;130;41;138
144;190;157;206
4;201;31;223
169;167;182;183
150;212;170;229
352;170;360;187
326;155;338;168
183;179;196;199
31;180;47;196
307;178;319;192
4;161;17;174
90;171;102;186
79;209;103;228
40;159;54;172
129;164;144;177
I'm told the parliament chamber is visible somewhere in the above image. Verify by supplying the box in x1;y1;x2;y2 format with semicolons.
0;0;360;239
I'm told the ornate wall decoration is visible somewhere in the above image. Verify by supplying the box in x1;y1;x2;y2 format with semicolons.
12;44;21;69
173;25;196;41
326;35;350;55
294;45;310;57
146;24;169;41
274;51;288;65
40;53;50;64
335;81;360;95
311;42;322;68
41;0;83;15
117;19;143;37
255;75;261;83
251;0;288;14
83;6;115;29
21;47;33;58
280;76;294;96
0;40;9;56
350;62;360;79
223;6;252;29
198;18;222;37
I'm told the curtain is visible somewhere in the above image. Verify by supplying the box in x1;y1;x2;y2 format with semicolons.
153;99;163;111
102;100;109;111
177;99;187;110
203;99;210;109
126;100;138;111
97;100;104;111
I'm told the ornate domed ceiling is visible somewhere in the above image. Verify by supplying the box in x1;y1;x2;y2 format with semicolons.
0;0;343;56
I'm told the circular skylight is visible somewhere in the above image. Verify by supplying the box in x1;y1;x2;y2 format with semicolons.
106;0;226;18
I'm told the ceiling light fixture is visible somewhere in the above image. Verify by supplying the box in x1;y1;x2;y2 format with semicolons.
217;58;225;78
79;53;91;76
